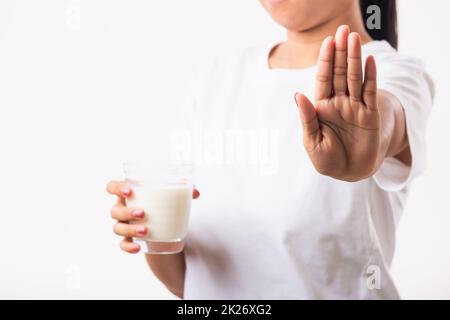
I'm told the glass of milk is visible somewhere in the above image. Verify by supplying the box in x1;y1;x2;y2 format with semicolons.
123;161;193;254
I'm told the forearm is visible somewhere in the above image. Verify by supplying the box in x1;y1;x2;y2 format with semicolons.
375;90;410;169
145;251;186;298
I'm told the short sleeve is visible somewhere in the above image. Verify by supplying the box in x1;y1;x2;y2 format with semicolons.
372;55;435;191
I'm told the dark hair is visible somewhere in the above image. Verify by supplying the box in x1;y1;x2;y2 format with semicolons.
359;0;398;49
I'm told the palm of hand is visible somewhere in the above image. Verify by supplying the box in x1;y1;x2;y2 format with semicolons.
295;26;380;181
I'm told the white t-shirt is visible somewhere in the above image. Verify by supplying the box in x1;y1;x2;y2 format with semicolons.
173;40;434;299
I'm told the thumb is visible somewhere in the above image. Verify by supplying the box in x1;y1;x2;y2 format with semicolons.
294;93;321;151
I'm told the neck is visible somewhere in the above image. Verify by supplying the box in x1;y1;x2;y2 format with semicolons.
269;2;372;69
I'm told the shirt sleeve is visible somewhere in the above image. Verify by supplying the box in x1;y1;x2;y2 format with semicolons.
372;55;435;192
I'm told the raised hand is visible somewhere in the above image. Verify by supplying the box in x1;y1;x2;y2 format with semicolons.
294;25;380;182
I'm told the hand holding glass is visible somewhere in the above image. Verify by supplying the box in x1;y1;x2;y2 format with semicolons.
123;162;193;254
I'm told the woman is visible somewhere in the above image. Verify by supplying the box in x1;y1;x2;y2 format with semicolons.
107;0;434;299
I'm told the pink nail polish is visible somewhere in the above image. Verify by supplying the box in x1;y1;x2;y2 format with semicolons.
136;226;146;236
132;209;144;218
122;187;131;196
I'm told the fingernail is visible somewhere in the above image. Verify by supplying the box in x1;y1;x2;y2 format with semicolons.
122;187;131;196
193;189;200;198
132;209;144;218
136;226;147;236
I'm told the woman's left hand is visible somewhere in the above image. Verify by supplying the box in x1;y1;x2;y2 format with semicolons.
294;25;380;182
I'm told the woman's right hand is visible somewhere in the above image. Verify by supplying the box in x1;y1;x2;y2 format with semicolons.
106;181;200;254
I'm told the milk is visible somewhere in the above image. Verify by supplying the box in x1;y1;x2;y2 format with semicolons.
126;183;192;241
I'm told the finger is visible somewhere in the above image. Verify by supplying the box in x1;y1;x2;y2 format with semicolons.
333;25;350;95
347;32;363;102
111;205;145;222
193;188;200;199
113;222;147;238
295;93;321;152
315;36;335;101
115;196;126;206
362;55;378;110
106;181;132;198
120;238;140;254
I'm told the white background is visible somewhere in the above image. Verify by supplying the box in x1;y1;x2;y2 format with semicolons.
0;0;449;299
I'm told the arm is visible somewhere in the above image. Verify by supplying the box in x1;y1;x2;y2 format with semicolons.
145;252;185;298
294;25;411;182
377;90;411;166
107;181;200;299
